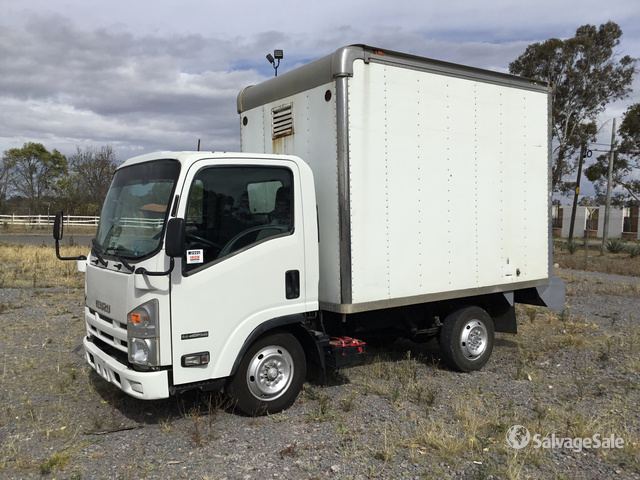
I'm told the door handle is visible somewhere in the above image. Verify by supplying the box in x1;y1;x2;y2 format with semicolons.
285;270;300;299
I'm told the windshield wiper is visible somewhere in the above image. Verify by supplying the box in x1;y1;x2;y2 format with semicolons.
104;246;136;273
114;257;135;273
90;239;108;267
105;247;136;272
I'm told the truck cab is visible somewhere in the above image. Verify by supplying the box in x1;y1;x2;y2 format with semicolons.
74;151;321;413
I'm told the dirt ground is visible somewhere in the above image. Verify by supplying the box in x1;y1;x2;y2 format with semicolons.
0;247;639;479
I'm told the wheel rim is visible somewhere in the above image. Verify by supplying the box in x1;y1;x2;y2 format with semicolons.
460;319;488;360
246;345;294;401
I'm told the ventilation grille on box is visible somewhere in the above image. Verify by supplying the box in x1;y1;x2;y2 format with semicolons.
272;104;293;139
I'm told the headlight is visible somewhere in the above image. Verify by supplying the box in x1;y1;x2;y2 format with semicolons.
130;338;158;364
128;299;159;367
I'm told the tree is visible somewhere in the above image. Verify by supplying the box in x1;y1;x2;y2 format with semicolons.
2;142;67;213
58;146;118;215
509;21;636;191
0;156;11;213
585;103;640;203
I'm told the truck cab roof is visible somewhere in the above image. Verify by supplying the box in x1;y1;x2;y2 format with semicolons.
118;151;303;171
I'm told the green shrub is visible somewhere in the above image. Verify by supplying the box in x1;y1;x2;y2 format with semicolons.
566;240;579;254
606;238;625;254
627;243;640;258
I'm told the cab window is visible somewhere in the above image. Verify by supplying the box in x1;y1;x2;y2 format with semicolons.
183;166;293;272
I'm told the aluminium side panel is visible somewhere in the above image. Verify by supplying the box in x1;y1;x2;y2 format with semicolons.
348;59;549;305
500;85;549;282
240;82;342;305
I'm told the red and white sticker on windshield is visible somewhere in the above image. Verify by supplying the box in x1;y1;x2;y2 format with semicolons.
186;249;204;264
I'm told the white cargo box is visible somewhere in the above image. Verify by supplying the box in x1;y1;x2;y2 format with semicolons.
238;45;551;313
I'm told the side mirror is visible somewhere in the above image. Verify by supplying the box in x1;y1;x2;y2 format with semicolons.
53;211;86;262
165;218;185;258
53;211;64;240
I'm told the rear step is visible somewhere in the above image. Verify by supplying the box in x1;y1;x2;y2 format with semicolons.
328;336;367;368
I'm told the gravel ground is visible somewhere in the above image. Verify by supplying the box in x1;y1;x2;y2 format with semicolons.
0;268;638;479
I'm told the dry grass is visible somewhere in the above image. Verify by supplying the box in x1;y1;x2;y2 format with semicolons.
0;240;637;478
559;271;640;297
347;304;640;478
554;242;640;277
39;450;71;475
0;244;87;288
353;351;438;410
0;224;96;236
303;386;336;422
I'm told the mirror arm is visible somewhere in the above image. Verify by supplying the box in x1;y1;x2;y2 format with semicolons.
134;257;175;277
55;239;87;261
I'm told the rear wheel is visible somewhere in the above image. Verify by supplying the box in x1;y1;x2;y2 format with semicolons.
439;306;494;372
227;332;306;415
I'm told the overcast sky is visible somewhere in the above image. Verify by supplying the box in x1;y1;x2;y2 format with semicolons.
1;0;639;197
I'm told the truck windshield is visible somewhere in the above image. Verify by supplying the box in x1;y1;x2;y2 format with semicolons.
94;159;180;260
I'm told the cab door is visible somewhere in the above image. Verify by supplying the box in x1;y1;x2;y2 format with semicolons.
170;158;307;385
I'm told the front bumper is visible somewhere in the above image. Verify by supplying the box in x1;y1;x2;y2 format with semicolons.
83;336;170;400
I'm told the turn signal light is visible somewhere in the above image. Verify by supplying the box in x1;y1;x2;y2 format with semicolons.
181;352;210;367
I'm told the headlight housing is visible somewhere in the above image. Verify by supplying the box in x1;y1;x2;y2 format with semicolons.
127;299;159;367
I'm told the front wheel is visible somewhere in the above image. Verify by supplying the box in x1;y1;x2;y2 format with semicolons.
226;332;306;415
439;306;494;372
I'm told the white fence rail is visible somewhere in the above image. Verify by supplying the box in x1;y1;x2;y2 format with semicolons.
119;218;164;228
0;214;99;226
0;215;164;229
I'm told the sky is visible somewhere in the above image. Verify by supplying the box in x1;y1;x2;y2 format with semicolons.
1;0;639;198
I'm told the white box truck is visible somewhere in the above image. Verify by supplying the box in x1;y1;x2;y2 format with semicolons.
54;45;564;415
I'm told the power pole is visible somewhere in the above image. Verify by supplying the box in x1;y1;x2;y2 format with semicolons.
600;118;616;253
568;144;587;242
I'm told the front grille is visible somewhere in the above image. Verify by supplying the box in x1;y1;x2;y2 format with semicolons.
88;335;129;368
86;307;128;353
91;310;127;330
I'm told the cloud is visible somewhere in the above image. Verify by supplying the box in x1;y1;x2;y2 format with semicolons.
0;15;529;159
0;15;271;157
0;7;638;166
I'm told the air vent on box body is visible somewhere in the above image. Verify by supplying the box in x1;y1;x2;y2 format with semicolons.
272;103;293;139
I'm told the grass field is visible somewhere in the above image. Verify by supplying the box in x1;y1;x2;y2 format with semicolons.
0;244;638;478
0;244;87;288
1;223;97;235
554;239;640;277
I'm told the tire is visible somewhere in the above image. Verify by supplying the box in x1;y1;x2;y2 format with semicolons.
439;306;494;372
226;332;306;416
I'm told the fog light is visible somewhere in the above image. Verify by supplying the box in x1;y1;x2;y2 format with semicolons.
181;352;210;367
130;381;143;394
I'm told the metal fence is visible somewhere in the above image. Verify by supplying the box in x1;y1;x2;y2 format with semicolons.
0;214;99;226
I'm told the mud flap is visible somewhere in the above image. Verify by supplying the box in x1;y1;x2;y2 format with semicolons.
515;276;566;313
536;276;566;312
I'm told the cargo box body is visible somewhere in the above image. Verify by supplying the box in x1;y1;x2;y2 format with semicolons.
238;45;551;314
